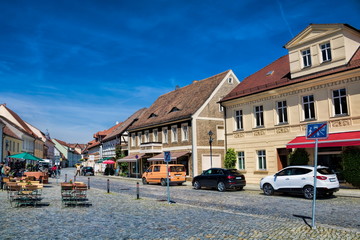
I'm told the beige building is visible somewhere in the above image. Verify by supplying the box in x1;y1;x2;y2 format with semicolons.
124;70;240;177
221;24;360;184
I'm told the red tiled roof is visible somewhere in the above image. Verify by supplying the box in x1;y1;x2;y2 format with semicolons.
129;70;232;130
3;125;21;140
222;47;360;102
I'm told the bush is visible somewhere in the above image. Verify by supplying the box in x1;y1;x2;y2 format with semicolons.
224;148;237;169
289;148;309;165
342;147;360;187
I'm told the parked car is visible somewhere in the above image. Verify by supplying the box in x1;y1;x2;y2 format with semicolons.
260;165;339;199
142;164;186;186
192;168;246;192
81;166;94;176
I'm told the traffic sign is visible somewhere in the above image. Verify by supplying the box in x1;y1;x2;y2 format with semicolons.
306;122;328;139
164;151;171;163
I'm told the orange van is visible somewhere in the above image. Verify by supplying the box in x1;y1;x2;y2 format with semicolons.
142;164;186;186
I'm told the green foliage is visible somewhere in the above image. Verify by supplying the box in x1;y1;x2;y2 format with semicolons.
342;147;360;187
288;148;309;165
224;148;237;169
115;145;125;159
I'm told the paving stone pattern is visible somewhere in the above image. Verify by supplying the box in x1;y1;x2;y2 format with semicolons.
0;169;359;240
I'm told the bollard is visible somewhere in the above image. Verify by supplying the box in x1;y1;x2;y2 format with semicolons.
136;182;140;199
107;179;110;193
65;174;67;182
74;176;76;182
88;177;90;189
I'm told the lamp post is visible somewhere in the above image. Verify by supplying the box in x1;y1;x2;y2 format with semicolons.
135;154;139;178
208;130;214;168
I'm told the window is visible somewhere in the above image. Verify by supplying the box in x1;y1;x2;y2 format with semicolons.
255;105;264;127
320;42;332;62
171;126;178;142
137;133;142;145
303;95;315;120
302;49;311;67
182;125;188;141
154;166;160;172
131;134;136;147
153;129;158;142
162;128;168;143
227;77;233;84
257;150;266;170
145;131;149;143
333;88;348;116
235;110;243;130
238;151;245;170
277;101;288;124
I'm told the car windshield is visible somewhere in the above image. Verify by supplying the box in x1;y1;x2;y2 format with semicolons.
170;166;185;172
317;168;333;175
227;169;242;175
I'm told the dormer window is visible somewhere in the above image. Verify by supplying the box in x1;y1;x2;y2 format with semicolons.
302;49;311;67
169;107;180;113
320;42;332;62
149;113;158;118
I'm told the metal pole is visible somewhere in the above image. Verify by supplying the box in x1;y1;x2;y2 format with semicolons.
107;179;110;193
88;177;90;189
136;182;140;199
167;161;170;204
210;140;212;168
312;139;318;229
65;174;67;182
136;159;138;178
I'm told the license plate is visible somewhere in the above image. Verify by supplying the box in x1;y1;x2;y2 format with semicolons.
236;177;242;179
175;174;181;176
330;178;336;182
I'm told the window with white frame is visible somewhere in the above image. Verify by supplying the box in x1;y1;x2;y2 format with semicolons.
302;95;315;120
153;129;158;142
171;125;178;142
320;42;332;62
302;48;311;67
145;131;149;143
131;134;136;147
137;132;142;146
333;88;348;116
238;151;245;170
254;105;264;127
277;101;288;124
182;124;188;141
162;128;168;143
257;150;266;170
235;110;243;130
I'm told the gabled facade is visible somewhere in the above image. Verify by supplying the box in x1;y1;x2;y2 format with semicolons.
0;119;4;161
221;24;360;184
125;70;240;177
52;139;83;167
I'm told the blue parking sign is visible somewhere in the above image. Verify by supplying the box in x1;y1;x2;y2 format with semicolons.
306;122;328;139
164;151;171;163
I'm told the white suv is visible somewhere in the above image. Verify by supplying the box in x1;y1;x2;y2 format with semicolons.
260;166;339;199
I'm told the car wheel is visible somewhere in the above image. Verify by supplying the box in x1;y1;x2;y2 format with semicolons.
160;178;167;186
263;183;274;196
217;181;226;192
193;181;201;190
142;178;148;185
303;185;314;199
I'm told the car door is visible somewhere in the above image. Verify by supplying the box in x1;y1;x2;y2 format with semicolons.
274;168;293;190
199;169;217;188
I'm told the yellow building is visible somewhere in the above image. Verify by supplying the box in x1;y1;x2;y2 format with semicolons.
221;24;360;184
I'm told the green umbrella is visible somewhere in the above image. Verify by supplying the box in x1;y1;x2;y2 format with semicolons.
8;152;43;161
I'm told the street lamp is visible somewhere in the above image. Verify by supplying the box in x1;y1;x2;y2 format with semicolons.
135;154;139;178
208;130;214;168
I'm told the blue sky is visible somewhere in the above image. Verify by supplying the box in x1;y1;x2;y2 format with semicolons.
1;0;359;143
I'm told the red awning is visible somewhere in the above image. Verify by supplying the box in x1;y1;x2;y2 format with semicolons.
148;151;190;161
286;131;360;149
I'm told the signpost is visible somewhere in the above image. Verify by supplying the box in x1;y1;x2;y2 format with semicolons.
306;122;328;230
164;151;172;204
135;155;139;178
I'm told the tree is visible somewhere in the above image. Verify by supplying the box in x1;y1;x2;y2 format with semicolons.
342;147;360;187
224;148;237;169
288;148;309;165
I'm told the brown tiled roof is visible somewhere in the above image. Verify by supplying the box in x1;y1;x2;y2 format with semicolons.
129;70;231;130
222;47;360;102
103;108;147;141
0;104;37;138
3;125;21;140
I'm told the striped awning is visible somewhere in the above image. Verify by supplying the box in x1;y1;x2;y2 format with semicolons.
148;151;190;161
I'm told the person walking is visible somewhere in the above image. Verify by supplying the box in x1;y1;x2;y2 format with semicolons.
75;164;81;177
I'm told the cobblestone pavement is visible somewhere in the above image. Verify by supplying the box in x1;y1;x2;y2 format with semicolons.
0;168;359;240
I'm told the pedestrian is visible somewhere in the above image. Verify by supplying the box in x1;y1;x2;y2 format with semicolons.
75;164;81;177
